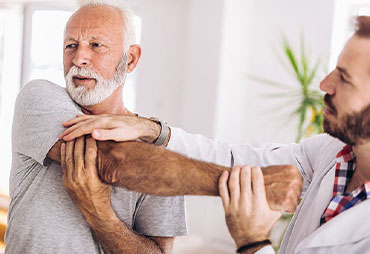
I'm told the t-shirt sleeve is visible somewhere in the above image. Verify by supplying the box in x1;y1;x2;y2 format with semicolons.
12;79;82;165
133;194;187;237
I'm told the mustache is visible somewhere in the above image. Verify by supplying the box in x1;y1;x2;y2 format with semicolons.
67;66;101;80
324;94;337;115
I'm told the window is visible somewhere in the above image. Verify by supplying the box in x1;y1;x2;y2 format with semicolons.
0;4;23;195
29;10;72;86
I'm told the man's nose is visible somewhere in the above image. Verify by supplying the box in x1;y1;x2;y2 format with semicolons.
72;46;91;67
320;71;335;95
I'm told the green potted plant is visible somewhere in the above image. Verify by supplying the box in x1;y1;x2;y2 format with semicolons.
251;36;325;142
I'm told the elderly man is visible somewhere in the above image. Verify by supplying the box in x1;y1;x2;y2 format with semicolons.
58;16;370;254
5;1;187;253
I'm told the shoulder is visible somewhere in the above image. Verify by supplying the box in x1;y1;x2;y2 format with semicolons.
18;79;67;99
15;79;76;110
300;133;345;157
298;133;345;176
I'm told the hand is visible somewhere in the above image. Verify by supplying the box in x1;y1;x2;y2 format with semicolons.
59;114;160;143
219;165;281;249
262;165;302;213
61;136;112;221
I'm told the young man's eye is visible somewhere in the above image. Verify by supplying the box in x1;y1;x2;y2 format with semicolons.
340;73;348;83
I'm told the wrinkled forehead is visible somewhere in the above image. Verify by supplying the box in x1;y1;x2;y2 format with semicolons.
65;5;124;40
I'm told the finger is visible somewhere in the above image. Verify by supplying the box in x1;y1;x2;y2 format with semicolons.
240;165;252;201
219;171;230;211
61;142;66;176
229;166;241;207
62;114;91;127
92;128;135;141
62;118;116;141
74;136;85;172
60;119;95;140
65;139;75;182
251;166;266;200
85;137;97;174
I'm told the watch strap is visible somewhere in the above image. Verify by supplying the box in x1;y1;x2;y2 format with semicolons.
149;117;169;146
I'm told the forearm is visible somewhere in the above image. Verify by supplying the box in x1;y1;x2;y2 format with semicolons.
82;205;165;254
97;141;301;212
97;141;225;196
50;138;301;211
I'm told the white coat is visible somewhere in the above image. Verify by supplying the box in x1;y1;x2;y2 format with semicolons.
167;127;370;254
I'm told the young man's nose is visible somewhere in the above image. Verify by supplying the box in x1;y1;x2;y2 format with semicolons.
320;71;336;95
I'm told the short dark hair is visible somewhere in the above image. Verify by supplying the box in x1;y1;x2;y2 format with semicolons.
355;16;370;37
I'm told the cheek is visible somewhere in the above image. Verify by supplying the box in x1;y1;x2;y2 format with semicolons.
63;55;73;71
93;57;120;79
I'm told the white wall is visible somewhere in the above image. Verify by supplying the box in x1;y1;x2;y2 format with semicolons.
133;0;224;137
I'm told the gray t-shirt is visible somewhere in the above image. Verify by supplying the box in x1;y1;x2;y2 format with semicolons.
5;79;187;254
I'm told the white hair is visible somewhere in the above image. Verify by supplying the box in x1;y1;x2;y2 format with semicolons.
76;0;136;53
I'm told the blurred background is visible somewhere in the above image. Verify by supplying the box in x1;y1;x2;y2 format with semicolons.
0;0;369;253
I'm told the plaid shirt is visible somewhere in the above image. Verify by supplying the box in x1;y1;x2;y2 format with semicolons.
320;145;370;225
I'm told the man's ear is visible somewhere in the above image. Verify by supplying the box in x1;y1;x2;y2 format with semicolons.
126;45;141;73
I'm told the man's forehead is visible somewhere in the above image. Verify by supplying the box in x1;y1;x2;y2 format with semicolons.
64;6;124;42
66;5;123;32
338;35;370;76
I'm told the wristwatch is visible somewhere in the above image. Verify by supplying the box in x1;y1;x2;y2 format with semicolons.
149;117;170;146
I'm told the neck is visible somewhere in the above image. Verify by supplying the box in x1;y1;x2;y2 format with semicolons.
352;141;370;180
80;86;134;116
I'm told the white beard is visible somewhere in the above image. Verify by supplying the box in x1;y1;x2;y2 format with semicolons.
65;56;127;106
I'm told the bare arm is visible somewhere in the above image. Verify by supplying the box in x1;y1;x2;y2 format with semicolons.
52;138;174;254
95;140;301;212
49;139;301;212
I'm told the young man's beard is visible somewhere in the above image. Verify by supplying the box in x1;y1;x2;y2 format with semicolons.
323;97;370;146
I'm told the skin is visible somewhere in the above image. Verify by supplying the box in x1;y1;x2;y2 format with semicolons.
219;166;281;253
58;5;173;254
320;35;370;193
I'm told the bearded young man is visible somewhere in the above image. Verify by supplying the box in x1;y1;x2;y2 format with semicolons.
57;16;370;254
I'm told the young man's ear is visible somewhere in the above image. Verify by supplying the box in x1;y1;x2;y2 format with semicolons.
126;45;141;73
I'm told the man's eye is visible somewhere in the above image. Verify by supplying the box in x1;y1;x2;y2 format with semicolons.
65;44;77;49
92;43;102;47
340;73;348;83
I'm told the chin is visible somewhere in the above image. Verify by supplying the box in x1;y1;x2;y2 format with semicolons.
323;120;356;146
